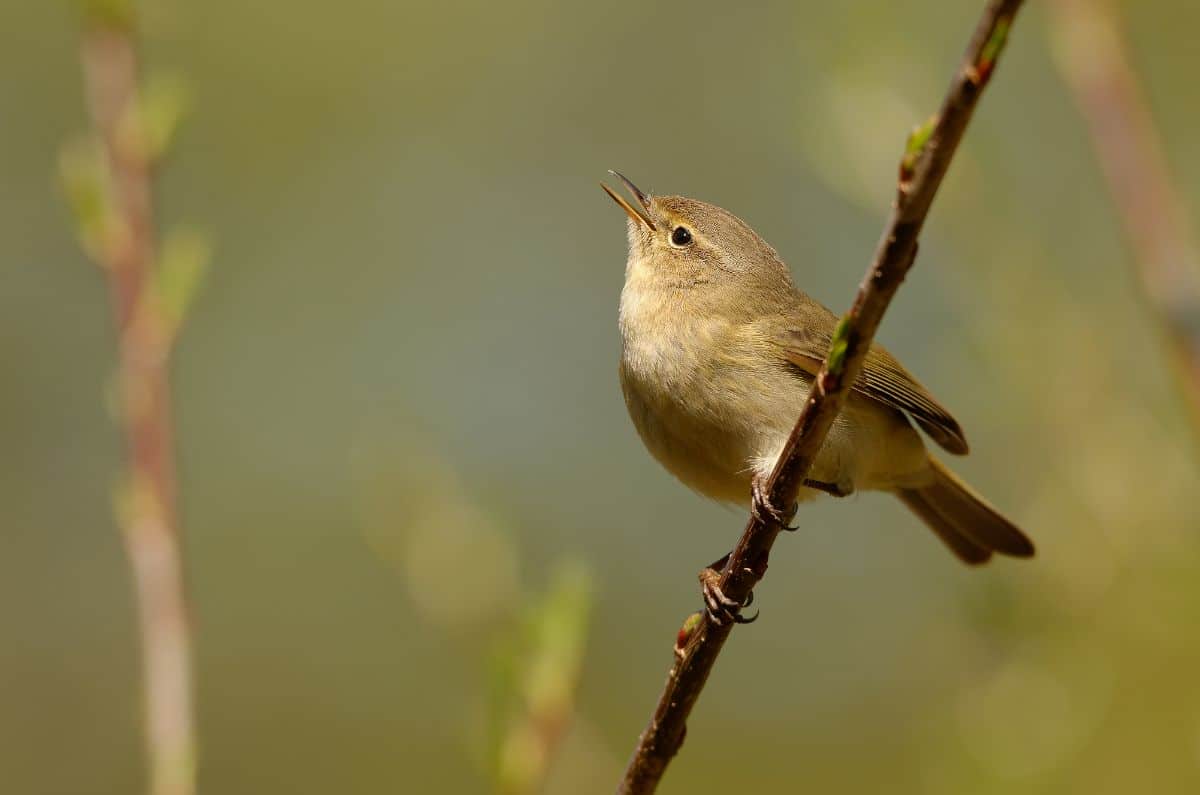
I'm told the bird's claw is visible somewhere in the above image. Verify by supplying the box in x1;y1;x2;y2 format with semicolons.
751;476;798;531
699;566;758;626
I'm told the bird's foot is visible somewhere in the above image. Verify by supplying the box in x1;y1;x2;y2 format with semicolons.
699;567;757;626
751;475;798;530
699;559;757;626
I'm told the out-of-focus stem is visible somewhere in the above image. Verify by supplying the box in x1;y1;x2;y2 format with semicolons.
79;21;196;795
1051;0;1200;433
494;565;592;795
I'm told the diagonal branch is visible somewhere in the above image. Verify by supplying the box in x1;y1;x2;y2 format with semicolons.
617;1;1025;792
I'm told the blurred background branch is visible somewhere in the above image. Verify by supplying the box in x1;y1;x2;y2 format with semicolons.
619;1;1024;791
488;563;592;795
60;3;208;794
1050;0;1200;437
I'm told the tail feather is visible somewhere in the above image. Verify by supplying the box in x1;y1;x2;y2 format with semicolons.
897;457;1035;564
896;488;993;565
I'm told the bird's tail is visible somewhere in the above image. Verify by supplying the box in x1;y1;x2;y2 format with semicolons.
895;457;1035;565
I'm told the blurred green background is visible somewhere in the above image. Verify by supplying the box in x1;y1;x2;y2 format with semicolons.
3;1;1200;792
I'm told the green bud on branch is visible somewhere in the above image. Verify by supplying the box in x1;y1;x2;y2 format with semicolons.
79;0;137;31
58;137;126;265
826;314;853;376
977;17;1011;81
900;115;938;185
155;227;212;341
118;73;189;164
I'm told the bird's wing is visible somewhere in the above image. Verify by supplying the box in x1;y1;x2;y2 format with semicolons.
776;324;969;455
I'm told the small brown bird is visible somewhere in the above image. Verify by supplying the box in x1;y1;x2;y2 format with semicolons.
603;172;1034;582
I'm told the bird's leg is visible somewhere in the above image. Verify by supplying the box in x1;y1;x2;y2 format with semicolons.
751;474;798;531
803;478;853;498
698;553;757;626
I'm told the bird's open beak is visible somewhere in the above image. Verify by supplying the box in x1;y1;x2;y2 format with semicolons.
601;170;657;231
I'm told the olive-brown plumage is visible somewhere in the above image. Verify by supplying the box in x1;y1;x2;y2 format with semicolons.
605;174;1034;564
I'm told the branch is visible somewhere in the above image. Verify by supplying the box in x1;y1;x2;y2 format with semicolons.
64;6;205;794
491;564;593;795
1050;0;1200;436
618;2;1025;791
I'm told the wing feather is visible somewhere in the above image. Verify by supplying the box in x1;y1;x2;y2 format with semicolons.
777;324;969;455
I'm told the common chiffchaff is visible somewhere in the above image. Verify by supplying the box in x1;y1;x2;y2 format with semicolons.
603;172;1034;568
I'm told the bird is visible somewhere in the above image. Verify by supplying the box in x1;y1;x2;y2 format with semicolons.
602;171;1034;621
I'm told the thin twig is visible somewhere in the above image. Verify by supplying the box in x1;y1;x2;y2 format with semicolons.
76;15;197;795
617;2;1025;791
1050;0;1200;435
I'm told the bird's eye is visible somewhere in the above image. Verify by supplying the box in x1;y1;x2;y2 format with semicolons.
670;226;693;247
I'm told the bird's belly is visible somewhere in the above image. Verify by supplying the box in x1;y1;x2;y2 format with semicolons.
618;346;797;505
621;379;757;503
621;356;931;506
